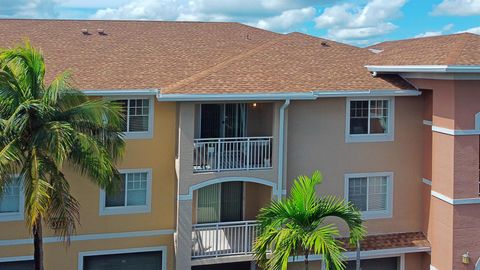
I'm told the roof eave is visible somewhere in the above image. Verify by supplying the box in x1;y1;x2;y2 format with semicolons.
365;65;480;73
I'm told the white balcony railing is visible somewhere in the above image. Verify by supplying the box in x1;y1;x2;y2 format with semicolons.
193;137;273;173
192;220;260;258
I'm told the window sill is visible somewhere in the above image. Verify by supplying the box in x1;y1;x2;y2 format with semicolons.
0;212;24;222
99;206;151;216
361;210;392;220
345;134;394;143
123;131;153;140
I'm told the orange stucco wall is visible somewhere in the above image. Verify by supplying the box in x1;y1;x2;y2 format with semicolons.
408;78;480;270
0;100;177;269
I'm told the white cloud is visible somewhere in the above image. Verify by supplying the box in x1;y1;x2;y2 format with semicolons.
93;0;184;20
0;0;60;18
414;24;455;38
457;26;480;35
314;0;406;42
255;7;316;32
432;0;480;16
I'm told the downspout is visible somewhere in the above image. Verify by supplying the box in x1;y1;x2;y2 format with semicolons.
277;99;290;200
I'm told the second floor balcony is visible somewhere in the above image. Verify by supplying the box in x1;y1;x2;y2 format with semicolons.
192;103;274;173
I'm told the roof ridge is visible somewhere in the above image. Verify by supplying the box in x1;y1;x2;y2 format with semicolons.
162;34;289;93
445;34;472;65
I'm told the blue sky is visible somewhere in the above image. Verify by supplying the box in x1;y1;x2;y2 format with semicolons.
0;0;479;46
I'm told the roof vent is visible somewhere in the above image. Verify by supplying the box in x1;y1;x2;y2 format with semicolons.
321;42;330;47
81;29;90;35
97;29;107;35
368;48;383;54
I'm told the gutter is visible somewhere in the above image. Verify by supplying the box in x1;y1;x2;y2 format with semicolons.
156;92;316;101
277;99;290;200
82;89;159;96
365;65;480;74
156;89;420;102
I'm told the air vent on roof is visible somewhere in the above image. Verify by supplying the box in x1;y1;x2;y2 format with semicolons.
321;42;329;47
368;48;383;54
81;29;89;35
97;29;107;35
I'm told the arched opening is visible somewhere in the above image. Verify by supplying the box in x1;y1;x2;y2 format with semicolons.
190;178;274;258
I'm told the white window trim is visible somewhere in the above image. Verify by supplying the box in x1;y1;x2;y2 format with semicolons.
0;175;24;222
345;97;395;143
107;96;154;140
99;169;152;216
78;246;167;270
344;172;394;220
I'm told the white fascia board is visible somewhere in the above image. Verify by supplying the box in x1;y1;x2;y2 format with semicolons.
157;89;420;102
156;92;317;101
313;89;420;97
82;89;159;96
365;65;480;73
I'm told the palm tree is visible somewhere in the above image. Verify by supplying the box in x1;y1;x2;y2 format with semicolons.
253;171;366;270
0;41;125;270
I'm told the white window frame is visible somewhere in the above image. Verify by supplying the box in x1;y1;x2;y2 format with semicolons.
344;172;393;220
345;97;395;143
109;96;154;140
0;175;24;222
99;169;152;216
78;246;167;270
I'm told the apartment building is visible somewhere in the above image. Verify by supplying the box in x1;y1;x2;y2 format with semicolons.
0;19;479;270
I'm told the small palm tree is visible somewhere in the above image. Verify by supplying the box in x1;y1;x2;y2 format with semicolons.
0;41;125;270
253;171;366;270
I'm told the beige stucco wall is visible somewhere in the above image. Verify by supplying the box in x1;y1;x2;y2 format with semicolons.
0;100;178;269
286;97;424;235
176;102;281;197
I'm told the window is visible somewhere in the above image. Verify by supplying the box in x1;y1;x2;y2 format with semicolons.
115;98;153;139
100;169;152;215
346;98;394;142
196;182;243;223
0;176;24;221
345;172;393;219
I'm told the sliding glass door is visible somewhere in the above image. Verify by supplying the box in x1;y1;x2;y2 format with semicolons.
196;182;243;223
200;104;246;138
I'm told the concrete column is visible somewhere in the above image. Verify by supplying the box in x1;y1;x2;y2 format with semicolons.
175;199;193;270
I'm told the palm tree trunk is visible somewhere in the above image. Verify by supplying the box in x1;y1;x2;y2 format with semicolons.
304;252;309;270
33;216;44;270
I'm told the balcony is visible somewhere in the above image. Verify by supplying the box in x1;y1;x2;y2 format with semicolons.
192;220;260;258
193;136;273;173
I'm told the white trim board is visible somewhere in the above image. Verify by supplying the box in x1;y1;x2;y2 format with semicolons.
78;246;167;270
0;255;34;263
422;178;432;186
423;122;480;136
431;190;480;205
0;229;174;247
178;176;277;201
401;72;480;80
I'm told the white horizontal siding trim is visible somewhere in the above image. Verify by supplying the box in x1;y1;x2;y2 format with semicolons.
431;190;480;205
313;90;420;97
431;125;480;136
0;255;33;263
423;120;432;126
422;178;432;186
0;229;175;247
82;89;159;96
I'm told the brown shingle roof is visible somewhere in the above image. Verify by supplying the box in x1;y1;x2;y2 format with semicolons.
0;19;411;94
339;232;430;252
0;19;279;90
368;33;480;66
163;32;412;94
